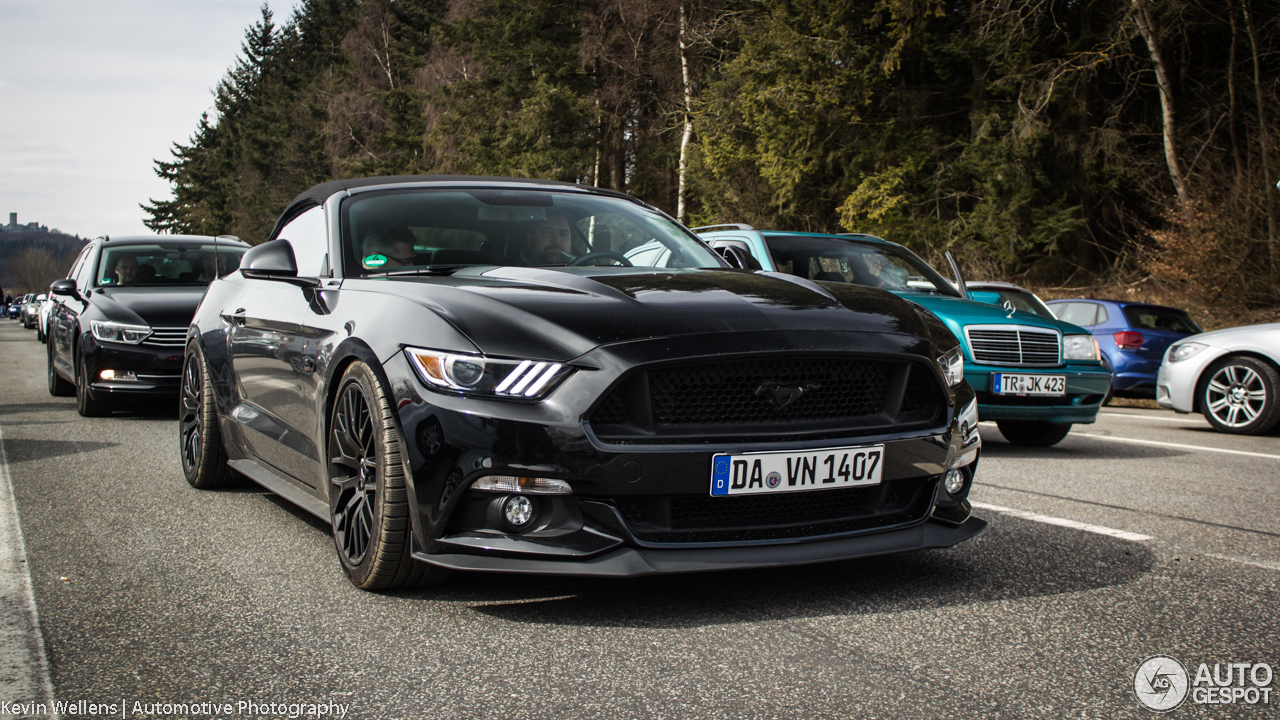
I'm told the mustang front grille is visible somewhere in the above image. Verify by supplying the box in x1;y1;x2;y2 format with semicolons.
589;355;944;442
964;326;1060;366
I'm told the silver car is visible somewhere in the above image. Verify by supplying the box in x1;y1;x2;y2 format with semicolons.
1157;323;1280;434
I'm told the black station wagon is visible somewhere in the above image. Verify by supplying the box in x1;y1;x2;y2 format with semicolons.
180;176;985;590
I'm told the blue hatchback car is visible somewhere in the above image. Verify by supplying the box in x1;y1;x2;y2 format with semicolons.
692;227;1112;446
1046;299;1201;400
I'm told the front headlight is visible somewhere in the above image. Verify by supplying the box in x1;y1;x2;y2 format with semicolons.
1063;334;1099;361
90;320;152;345
937;346;964;387
1166;341;1208;363
405;347;573;400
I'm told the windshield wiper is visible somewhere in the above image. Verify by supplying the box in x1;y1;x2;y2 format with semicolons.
367;264;474;277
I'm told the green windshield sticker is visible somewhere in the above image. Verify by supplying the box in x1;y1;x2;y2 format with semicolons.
363;254;388;269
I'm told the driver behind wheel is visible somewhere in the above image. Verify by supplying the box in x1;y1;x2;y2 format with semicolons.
522;212;574;265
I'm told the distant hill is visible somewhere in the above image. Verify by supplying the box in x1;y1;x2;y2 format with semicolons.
0;231;87;296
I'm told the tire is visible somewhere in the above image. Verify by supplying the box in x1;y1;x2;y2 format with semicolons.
1100;355;1114;406
75;350;110;417
327;361;450;591
47;338;73;397
179;342;233;489
997;420;1072;447
1199;356;1280;435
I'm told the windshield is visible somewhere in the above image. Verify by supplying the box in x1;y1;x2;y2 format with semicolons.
762;234;960;296
341;188;723;276
95;244;246;287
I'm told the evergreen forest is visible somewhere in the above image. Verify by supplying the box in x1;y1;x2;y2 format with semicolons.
143;0;1280;305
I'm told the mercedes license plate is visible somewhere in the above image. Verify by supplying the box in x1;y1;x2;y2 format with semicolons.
710;445;885;497
992;373;1066;396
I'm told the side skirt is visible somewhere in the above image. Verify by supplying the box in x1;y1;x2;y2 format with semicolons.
228;458;329;521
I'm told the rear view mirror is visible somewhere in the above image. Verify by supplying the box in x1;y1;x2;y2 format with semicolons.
240;239;317;287
50;279;78;297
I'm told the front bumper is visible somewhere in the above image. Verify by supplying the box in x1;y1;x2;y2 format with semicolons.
965;363;1111;424
1156;347;1225;413
384;335;985;577
81;334;186;401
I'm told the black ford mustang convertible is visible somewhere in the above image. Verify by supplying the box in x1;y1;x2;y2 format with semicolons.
181;176;985;590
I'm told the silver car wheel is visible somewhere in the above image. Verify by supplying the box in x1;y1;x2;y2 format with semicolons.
1205;365;1266;428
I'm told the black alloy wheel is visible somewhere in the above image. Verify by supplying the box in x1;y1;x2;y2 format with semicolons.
47;337;73;397
1199;356;1280;435
327;361;449;591
180;343;233;488
75;350;109;417
996;420;1072;447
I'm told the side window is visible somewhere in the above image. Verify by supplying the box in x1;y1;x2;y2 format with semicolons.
1058;302;1099;327
74;246;98;288
276;206;329;277
1096;305;1109;324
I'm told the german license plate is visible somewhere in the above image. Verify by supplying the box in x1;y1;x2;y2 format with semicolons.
710;445;885;496
992;373;1066;396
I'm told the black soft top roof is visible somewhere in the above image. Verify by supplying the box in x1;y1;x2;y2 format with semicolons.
273;175;644;240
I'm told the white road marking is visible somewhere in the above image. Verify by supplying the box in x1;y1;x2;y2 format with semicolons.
1202;553;1280;572
1099;411;1206;425
0;423;58;718
1070;432;1280;460
971;501;1153;542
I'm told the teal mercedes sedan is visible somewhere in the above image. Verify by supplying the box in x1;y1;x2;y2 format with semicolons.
690;226;1112;447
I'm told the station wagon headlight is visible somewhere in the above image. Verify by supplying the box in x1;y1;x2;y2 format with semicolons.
1063;334;1099;361
1166;341;1207;363
90;320;152;345
938;347;964;387
405;347;573;399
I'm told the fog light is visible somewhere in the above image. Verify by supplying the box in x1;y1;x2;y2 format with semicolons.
502;495;536;530
99;370;137;381
944;469;966;495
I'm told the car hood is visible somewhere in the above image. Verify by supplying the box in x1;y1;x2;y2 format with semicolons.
93;286;206;327
903;293;1089;337
373;267;934;360
1187;323;1280;351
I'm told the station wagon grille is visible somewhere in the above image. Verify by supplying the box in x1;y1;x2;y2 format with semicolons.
141;326;189;348
589;355;944;442
965;326;1060;366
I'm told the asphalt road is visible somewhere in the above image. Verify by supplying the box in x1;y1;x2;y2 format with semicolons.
1;319;1276;719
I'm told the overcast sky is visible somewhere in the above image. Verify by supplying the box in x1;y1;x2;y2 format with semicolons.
0;0;302;239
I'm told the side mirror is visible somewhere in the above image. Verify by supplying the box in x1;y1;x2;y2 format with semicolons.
240;239;319;287
50;279;78;298
969;291;1002;305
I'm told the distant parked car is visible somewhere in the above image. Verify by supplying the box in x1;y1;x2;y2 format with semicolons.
21;293;46;329
14;294;34;323
5;301;19;320
1047;299;1201;402
694;227;1112;446
1157;323;1280;434
37;292;55;343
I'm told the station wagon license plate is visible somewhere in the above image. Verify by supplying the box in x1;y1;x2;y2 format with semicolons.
992;373;1066;396
710;445;885;496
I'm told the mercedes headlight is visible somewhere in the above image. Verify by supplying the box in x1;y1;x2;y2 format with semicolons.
405;347;573;399
938;346;964;387
1063;334;1099;361
90;320;152;345
1166;341;1208;363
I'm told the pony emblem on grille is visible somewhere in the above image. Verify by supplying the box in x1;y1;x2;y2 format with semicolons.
755;381;821;409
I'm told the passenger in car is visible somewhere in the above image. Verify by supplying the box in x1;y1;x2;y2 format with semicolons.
522;213;574;265
361;227;418;270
